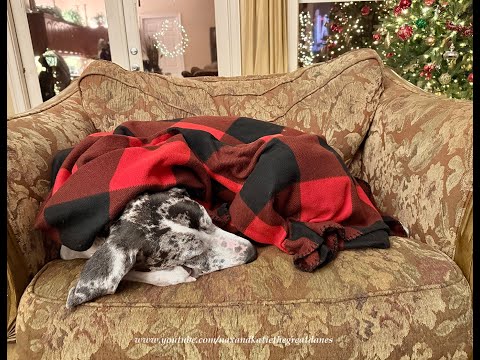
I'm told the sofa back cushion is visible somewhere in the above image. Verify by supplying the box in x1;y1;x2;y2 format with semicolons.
78;49;384;164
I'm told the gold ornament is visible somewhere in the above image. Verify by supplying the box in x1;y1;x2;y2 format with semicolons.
425;36;436;46
438;73;452;85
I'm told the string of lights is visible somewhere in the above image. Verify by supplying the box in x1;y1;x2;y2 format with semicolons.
153;19;189;58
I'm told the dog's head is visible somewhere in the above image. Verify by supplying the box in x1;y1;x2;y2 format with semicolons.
134;188;257;276
65;188;257;308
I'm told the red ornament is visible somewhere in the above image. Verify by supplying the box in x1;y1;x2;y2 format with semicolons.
468;73;473;83
397;24;414;40
394;0;411;16
424;0;435;5
400;0;412;7
463;27;473;37
423;64;436;72
373;33;382;41
446;21;473;37
330;23;343;33
361;5;371;16
386;52;394;58
420;64;436;80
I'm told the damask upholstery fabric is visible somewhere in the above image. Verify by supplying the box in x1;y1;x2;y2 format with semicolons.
16;237;472;360
355;68;473;263
7;84;97;277
77;50;384;165
7;49;472;359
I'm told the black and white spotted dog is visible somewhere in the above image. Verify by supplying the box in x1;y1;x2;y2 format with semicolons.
61;188;257;308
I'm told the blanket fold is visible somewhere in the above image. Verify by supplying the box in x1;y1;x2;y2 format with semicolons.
35;116;402;271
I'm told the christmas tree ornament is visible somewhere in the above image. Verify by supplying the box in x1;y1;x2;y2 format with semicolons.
438;73;452;84
394;0;412;16
373;33;382;41
446;21;473;37
330;23;344;33
420;64;435;80
467;73;473;83
386;52;394;58
153;19;189;58
424;0;435;6
397;25;413;40
385;32;391;47
443;43;459;63
415;19;427;29
361;6;371;16
425;36;436;45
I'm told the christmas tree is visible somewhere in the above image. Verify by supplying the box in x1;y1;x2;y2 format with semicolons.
375;0;473;100
324;1;388;61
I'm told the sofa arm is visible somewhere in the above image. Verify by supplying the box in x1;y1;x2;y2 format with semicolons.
7;82;97;335
454;196;473;289
356;68;473;287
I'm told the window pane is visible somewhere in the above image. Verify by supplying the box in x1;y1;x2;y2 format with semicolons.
298;1;382;67
26;0;110;102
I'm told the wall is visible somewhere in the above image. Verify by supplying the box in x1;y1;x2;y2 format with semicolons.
137;0;216;71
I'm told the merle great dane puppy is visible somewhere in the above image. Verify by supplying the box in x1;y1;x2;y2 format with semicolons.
62;188;257;308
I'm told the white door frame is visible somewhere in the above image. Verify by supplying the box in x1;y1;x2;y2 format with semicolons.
287;0;300;72
105;0;131;70
7;0;43;111
214;0;242;76
7;3;31;114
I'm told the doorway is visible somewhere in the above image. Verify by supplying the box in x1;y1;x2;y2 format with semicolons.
8;0;241;113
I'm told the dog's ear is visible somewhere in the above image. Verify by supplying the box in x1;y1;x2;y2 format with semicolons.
66;242;138;309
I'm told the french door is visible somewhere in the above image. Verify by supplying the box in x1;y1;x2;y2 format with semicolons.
8;0;241;114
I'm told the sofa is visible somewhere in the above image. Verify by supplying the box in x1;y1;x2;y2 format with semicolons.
7;49;472;359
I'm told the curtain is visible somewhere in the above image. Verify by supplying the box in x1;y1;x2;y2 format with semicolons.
240;0;288;75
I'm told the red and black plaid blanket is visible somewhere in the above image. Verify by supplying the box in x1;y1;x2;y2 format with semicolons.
35;116;405;271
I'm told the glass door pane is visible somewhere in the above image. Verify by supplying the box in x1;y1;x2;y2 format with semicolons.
24;0;112;101
135;0;218;78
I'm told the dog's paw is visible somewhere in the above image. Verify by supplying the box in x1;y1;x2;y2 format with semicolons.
144;266;194;286
66;286;85;309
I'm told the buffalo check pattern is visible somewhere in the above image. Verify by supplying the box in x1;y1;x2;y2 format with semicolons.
35;116;402;271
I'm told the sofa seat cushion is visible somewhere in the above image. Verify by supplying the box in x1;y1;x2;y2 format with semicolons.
78;49;384;165
16;237;471;360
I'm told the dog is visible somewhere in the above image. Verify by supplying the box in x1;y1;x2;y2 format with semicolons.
61;187;257;308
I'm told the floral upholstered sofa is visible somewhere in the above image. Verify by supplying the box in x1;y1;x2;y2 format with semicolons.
7;49;472;359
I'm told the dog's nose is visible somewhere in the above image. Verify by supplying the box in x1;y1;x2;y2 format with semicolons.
245;245;257;264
